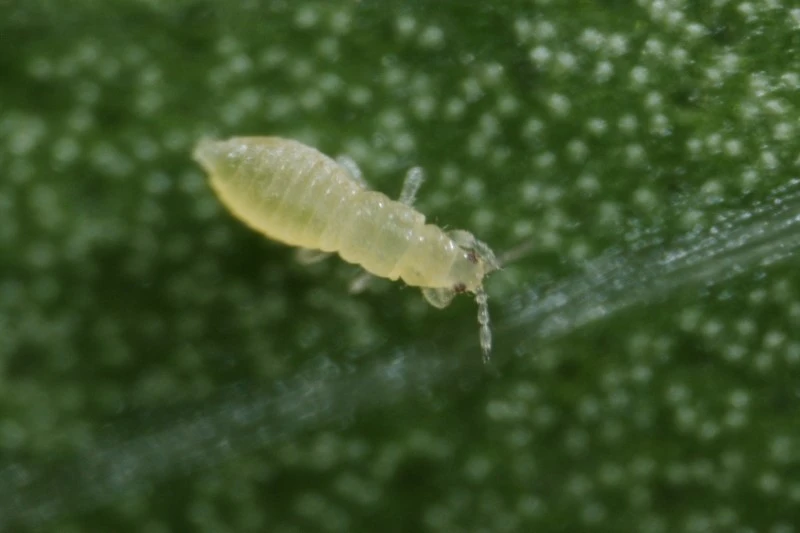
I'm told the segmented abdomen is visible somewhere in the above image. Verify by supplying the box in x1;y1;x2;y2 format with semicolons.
195;137;460;288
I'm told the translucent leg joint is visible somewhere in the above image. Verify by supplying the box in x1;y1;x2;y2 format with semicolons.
336;155;367;187
399;167;425;205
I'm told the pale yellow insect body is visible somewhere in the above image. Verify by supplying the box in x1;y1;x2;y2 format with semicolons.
193;136;499;361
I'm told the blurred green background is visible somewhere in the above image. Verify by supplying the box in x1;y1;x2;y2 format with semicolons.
2;1;800;532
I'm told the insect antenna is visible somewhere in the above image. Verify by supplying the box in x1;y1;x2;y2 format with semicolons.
496;238;535;267
475;285;492;363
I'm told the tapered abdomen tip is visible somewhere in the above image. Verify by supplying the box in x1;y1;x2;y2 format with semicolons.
192;138;223;170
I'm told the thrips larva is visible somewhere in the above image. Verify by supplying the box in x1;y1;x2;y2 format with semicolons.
193;137;500;362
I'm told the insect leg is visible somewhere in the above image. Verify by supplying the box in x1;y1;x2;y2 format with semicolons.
349;271;374;293
422;287;455;308
295;248;332;265
336;155;367;188
399;167;425;206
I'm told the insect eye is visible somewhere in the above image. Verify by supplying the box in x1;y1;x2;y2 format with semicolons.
466;250;479;264
453;283;467;293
